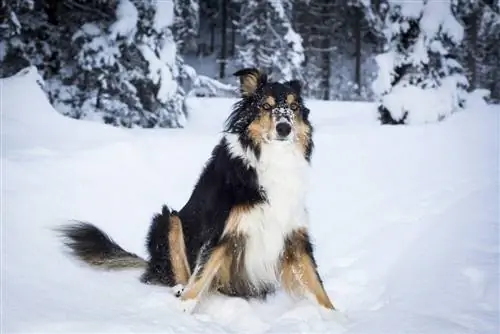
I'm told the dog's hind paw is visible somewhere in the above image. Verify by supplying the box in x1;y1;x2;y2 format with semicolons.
171;284;185;298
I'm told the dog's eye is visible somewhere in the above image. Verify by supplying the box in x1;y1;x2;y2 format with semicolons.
290;102;299;111
262;103;272;111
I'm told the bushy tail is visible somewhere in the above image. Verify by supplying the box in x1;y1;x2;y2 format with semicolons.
57;221;147;270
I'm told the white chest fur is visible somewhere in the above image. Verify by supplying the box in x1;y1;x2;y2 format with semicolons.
225;134;310;286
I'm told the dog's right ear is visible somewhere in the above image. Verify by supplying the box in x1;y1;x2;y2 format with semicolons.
233;68;267;97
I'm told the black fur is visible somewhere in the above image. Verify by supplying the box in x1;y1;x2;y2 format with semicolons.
57;221;146;268
171;137;267;274
140;205;176;285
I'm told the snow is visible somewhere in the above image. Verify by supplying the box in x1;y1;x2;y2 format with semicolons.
138;44;177;102
420;0;463;44
381;81;462;124
154;0;175;32
108;0;138;44
396;0;424;19
371;52;395;96
2;69;499;334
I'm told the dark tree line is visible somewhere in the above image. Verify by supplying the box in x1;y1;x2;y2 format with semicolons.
1;0;499;128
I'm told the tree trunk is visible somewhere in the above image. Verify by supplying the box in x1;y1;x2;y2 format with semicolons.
354;6;362;96
466;9;480;91
321;0;331;100
210;21;216;54
230;17;236;57
219;0;228;79
321;34;330;100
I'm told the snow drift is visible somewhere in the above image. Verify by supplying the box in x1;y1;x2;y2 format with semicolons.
1;68;499;333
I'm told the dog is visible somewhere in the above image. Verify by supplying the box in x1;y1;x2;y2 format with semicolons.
57;68;336;314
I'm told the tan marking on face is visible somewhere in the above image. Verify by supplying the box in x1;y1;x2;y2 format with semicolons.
294;118;312;154
286;94;296;105
168;215;191;285
264;95;276;107
247;112;274;145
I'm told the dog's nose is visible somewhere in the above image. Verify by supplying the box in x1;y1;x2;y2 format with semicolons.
276;122;292;137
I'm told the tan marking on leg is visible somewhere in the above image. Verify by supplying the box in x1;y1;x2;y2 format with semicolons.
296;254;335;310
168;215;191;285
281;229;335;310
223;204;252;235
180;246;227;301
281;258;301;295
213;233;246;293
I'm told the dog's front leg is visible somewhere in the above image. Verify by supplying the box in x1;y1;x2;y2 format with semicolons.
281;228;336;311
178;244;227;313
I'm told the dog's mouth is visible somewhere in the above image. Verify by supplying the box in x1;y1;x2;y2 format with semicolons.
274;135;294;142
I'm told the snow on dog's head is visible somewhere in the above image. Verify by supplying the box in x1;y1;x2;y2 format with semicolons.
224;68;314;161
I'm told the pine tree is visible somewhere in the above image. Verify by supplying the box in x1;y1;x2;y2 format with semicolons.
373;0;469;125
172;0;199;54
294;0;382;100
1;0;193;128
236;0;304;82
455;0;500;102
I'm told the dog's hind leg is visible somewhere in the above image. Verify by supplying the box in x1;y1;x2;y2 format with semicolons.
281;228;336;311
141;206;190;288
168;214;191;287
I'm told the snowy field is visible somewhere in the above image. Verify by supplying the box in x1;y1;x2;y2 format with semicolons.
2;69;499;334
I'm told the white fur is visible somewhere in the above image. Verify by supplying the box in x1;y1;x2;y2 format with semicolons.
225;134;259;166
225;133;310;288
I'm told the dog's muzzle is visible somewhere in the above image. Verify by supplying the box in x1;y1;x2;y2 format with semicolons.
273;107;294;140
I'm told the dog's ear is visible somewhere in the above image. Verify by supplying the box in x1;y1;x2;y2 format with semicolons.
233;68;267;97
285;79;302;95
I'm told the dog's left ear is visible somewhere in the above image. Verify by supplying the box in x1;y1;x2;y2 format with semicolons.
285;80;302;95
233;68;267;97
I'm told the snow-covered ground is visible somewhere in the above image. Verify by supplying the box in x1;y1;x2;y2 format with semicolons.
1;68;499;334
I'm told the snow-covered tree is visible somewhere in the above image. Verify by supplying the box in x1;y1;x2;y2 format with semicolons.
172;0;199;53
454;0;500;102
236;0;305;82
1;0;192;128
372;0;469;125
133;0;188;127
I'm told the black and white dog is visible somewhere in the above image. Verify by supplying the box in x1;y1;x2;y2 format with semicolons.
58;68;336;314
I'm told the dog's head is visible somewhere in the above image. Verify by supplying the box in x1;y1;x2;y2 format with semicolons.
225;68;313;159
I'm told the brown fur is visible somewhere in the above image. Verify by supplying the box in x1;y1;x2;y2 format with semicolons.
168;215;191;285
247;112;273;145
237;69;265;96
280;228;335;310
222;204;252;236
180;245;228;301
87;256;147;270
295;119;312;155
213;234;249;296
264;95;276;107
